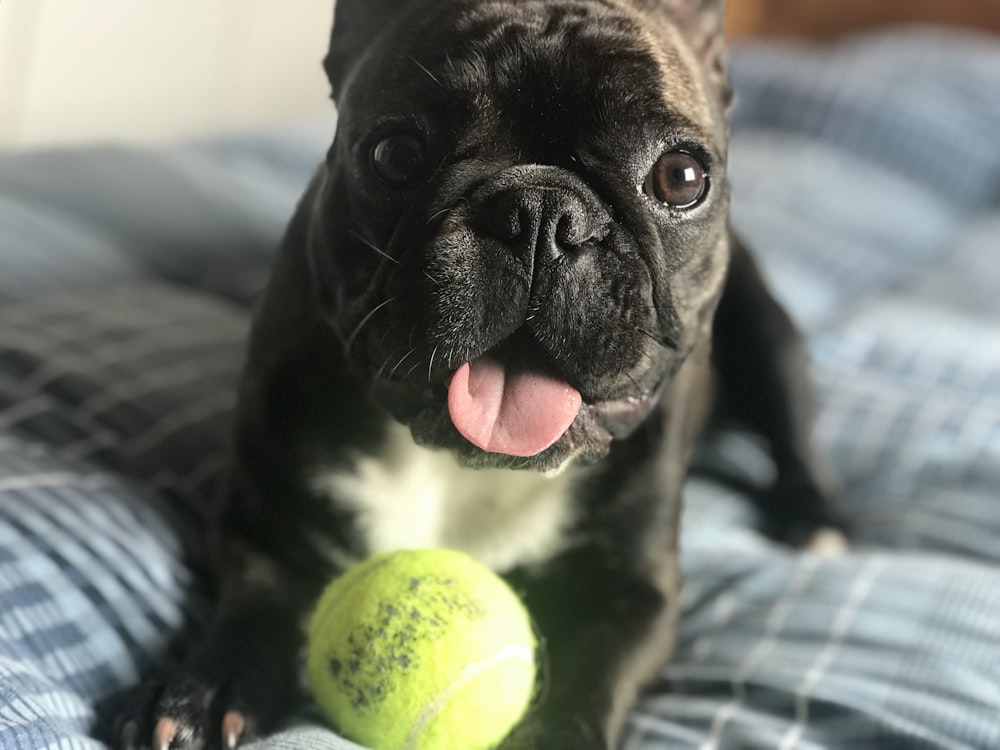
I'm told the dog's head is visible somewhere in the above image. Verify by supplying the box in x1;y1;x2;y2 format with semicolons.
307;0;733;471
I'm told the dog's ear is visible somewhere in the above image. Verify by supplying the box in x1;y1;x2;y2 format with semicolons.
638;0;731;106
324;0;410;99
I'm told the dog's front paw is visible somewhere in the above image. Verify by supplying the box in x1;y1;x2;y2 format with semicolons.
805;526;850;557
762;469;851;550
109;669;277;750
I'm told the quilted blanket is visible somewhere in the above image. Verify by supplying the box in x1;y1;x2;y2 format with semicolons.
1;30;998;750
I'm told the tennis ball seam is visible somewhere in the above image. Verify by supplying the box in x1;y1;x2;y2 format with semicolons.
402;643;535;750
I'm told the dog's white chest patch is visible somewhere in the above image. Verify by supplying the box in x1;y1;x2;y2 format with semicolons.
311;422;578;572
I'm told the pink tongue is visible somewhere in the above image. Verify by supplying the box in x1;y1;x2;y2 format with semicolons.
448;357;582;457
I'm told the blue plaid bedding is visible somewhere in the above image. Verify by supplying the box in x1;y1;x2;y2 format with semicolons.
1;30;999;750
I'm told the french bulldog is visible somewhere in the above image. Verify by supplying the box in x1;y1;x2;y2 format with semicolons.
113;0;846;748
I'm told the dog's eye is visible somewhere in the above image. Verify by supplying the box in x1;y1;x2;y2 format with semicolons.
371;134;427;185
643;151;708;208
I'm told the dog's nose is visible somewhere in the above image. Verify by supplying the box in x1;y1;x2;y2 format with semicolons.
478;185;610;259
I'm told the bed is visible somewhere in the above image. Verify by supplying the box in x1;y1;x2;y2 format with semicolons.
1;29;998;750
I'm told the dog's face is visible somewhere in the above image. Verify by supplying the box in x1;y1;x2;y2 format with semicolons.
308;0;732;471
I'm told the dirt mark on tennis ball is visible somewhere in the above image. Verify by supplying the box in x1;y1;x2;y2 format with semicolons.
326;574;486;711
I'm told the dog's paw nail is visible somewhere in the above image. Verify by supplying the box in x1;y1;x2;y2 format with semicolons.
121;720;140;750
153;717;179;750
222;711;247;749
806;528;849;557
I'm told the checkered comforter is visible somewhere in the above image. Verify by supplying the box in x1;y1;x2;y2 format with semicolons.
1;30;998;750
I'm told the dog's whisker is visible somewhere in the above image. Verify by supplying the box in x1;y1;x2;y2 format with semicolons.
377;324;395;349
403;359;424;381
389;348;416;380
374;352;395;382
349;230;398;264
374;344;404;381
611;360;629;390
633;326;680;353
636;327;666;350
345;297;396;353
409;55;442;86
426;197;470;227
426;206;451;225
427;345;439;384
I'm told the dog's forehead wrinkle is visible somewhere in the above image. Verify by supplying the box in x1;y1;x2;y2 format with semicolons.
396;8;719;173
428;2;660;103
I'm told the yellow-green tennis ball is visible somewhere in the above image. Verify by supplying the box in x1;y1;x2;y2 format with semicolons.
307;549;537;750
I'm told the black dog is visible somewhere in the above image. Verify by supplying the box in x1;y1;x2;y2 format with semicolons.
115;0;845;747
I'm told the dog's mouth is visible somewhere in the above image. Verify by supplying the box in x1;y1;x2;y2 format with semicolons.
448;355;583;458
443;330;662;459
369;324;666;466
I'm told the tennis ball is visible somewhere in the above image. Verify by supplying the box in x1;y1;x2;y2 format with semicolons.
307;549;537;750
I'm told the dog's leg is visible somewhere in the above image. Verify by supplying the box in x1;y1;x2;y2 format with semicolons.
501;353;707;750
501;546;679;750
109;192;390;750
710;234;849;549
111;318;353;750
111;475;338;750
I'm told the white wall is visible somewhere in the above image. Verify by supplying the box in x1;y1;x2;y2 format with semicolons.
0;1;335;149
